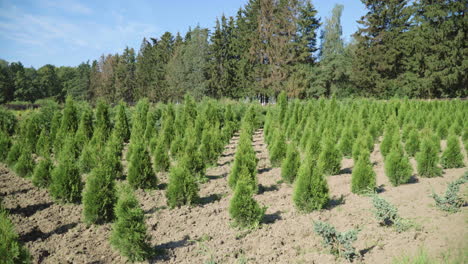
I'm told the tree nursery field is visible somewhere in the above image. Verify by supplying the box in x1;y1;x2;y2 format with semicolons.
0;95;467;263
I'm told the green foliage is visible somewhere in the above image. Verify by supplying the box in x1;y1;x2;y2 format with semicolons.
384;148;413;186
338;127;353;157
313;221;358;261
14;145;34;177
78;142;97;174
351;151;376;194
110;184;151;262
0;107;17;135
371;194;410;232
166;164;199;208
153;138;170;173
229;170;266;229
380;127;397;158
32;157;53;188
293;155;329;212
352;133;370;161
94;100;111;140
0;130;11;161
317;135;341;175
74;106;94;148
228;130;257;190
128;140;157;189
281;143;300;184
269;129;287;167
35;128;50;157
180;129;206;180
416;137;442;178
5;141;21;167
440;134;464;169
0;207;31;264
405;129;420;157
82;164;117;224
49;149;83;203
432;173;467;213
114;102;130;143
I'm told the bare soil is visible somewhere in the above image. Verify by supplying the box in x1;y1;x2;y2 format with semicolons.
0;130;467;264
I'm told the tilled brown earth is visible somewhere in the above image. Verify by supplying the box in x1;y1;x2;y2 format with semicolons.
0;131;467;264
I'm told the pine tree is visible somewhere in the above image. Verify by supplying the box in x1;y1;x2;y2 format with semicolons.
166;164;199;208
318;135;341;175
270;129;287;167
0;130;11;161
416;136;442;178
114;102;130;143
82;164;117;224
153;138;170;173
384;146;413;186
229;167;265;228
351;151;376;194
110;184;151;262
32;157;53;188
14;145;34;177
127;140;157;189
405;129;420;157
440;134;464;169
281;143;300;184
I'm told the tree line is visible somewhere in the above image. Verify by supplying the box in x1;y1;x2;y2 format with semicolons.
0;0;466;104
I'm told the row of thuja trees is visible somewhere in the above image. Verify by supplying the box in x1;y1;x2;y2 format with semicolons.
263;93;467;212
0;95;251;262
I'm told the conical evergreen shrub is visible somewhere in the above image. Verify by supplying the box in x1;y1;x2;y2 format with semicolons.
114;102;130;143
82;164;117;225
229;168;265;229
318;135;341;176
0;207;31;264
180;129;206;180
199;125;217;165
49;110;62;142
103;133;124;179
78;142;97;174
127;140;157;189
169;134;184;158
352;134;369;161
95;100;111;140
384;146;413;186
153;138;170;173
416;136;442;178
127;99;150;161
338;127;353;157
405;129;420;157
110;184;151;262
14;145;34;177
281;143;300;184
166;164;199;208
0;130;11;161
440;134;464;169
380;128;397;158
5;141;21;167
49;139;83;203
32;157;53;188
269;129;287;167
293;154;329;212
436;120;448;140
228;132;257;190
351;151;376;194
54;96;78;153
74;107;94;149
35;128;50;158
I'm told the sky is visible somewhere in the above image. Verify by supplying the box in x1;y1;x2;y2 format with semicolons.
0;0;366;68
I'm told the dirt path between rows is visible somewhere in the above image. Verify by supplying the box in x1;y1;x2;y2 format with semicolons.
0;130;467;263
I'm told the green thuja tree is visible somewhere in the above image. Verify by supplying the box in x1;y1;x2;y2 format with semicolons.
440;134;464;169
114;102;130;143
82;164;117;225
318;135;341;176
14;145;34;177
229;168;266;229
35;128;50;158
293;154;329;212
49;110;62;142
54;96;78;153
380;126;397;158
351;151;376;194
269;129;287;167
228;132;258;190
166;164;199;208
32;157;53;188
127;140;157;189
405;129;420;157
49;137;83;203
110;184;151;262
74;107;94;149
180;129;206;180
0;206;31;264
281;143;300;184
384;146;413;186
94;100;112;140
153;138;170;173
6;141;21;167
169;134;184;158
352;134;370;161
338;127;353;157
78;142;97;174
0;130;11;161
416;136;442;178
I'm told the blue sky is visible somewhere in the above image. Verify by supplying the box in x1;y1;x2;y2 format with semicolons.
0;0;366;68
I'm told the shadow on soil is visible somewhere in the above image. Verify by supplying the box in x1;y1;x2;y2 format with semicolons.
258;184;279;194
150;238;191;262
8;202;53;217
20;222;78;243
263;211;282;224
199;193;223;205
327;195;345;210
258;167;273;174
339;167;352;174
0;187;33;196
206;173;227;180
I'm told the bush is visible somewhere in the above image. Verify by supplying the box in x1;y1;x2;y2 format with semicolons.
5;142;21;167
416;136;442;178
14;146;34;177
338;127;353;157
351;151;376;194
169;134;184;158
371;194;410;232
82;165;117;224
127;140;157;189
269;129;287;167
110;184;151;262
405;129;420;157
78;142;97;174
432;172;467;213
35;128;50;157
229;169;266;229
380;126;397;158
384;147;413;186
293;155;329;212
94;100;111;140
32;157;53;188
313;221;358;261
74;107;94;149
0;130;11;161
0;207;31;264
440;134;464;169
228;131;257;190
0;107;17;135
281;143;300;184
114;102;130;143
180;130;206;181
317;135;341;176
153;138;170;173
351;134;369;161
49;110;62;141
166;164;199;208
